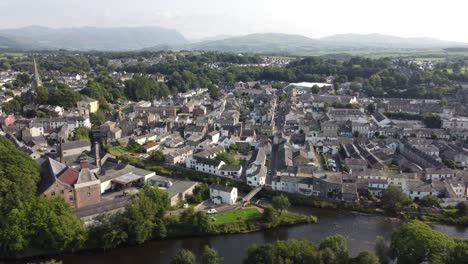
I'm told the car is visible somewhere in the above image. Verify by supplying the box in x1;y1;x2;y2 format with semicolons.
207;208;218;214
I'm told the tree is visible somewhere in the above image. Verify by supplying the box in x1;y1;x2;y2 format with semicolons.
91;109;106;126
391;220;455;264
0;136;86;256
202;245;219;264
215;152;240;166
71;127;91;142
366;103;375;114
456;201;468;216
352;251;379;264
450;238;468;264
380;185;412;214
121;185;169;244
423;113;442;129
374;236;390;264
271;195;290;214
37;86;49;105
244;239;319;264
171;249;195;264
48;84;81;109
150;150;165;162
420;195;440;208
319;235;349;263
36;110;47;117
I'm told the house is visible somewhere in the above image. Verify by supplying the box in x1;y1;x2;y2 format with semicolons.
165;146;193;164
0;115;15;127
246;147;268;187
141;142;159;153
148;175;198;206
184;125;207;138
186;156;225;175
443;117;468;130
61;140;91;161
219;164;243;178
77;98;99;113
372;111;391;127
209;184;238;205
424;168;455;180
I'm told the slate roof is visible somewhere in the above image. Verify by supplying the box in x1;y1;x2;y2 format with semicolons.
63;140;90;151
193;156;223;167
210;183;235;193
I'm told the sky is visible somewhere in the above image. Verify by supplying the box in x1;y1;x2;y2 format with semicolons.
0;0;467;42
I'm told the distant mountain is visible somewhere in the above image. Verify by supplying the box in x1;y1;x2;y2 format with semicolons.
0;26;189;51
190;33;320;53
152;32;468;54
2;27;467;53
319;33;467;49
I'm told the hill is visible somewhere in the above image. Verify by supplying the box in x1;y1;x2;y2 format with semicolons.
190;33;321;53
319;33;467;49
0;26;189;51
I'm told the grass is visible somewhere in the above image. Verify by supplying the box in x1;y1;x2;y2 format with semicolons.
108;146;132;157
384;165;400;172
210;207;262;225
446;67;468;74
0;52;25;59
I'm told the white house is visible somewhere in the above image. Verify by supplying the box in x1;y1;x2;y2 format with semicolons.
219;164;243;178
209;184;238;205
186;156;225;175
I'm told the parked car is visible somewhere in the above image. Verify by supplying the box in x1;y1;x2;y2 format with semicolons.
207;208;218;214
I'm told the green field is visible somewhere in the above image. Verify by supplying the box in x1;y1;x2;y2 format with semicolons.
0;52;25;59
446;67;468;74
210;207;262;225
298;49;468;59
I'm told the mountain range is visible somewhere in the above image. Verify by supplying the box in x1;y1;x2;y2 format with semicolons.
0;26;467;53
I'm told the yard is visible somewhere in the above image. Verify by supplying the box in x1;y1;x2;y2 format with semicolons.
108;146;131;157
209;207;262;225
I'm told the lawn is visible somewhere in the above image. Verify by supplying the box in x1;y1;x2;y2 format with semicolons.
108;146;131;157
209;207;262;225
384;165;400;172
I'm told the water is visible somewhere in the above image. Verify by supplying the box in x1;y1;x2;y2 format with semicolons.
58;208;468;264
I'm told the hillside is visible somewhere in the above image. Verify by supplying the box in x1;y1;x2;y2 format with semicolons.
190;33;321;53
320;33;467;49
0;26;189;51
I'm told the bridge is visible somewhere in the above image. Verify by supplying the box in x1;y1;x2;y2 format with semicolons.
242;185;264;203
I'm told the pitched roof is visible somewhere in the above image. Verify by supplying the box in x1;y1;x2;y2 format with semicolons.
210;183;235;193
57;168;79;185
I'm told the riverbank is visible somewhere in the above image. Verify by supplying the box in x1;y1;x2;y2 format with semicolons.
43;208;468;264
3;206;316;262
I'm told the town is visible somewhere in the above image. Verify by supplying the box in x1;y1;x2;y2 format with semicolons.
1;50;468;263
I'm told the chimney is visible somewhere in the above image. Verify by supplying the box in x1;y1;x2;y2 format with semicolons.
59;138;65;163
80;159;89;170
95;141;101;168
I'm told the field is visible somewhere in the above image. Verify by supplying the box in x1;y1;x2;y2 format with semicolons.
0;52;25;59
446;67;468;74
209;207;262;225
298;49;468;59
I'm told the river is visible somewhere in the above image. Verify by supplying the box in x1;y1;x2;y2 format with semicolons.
59;208;468;264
